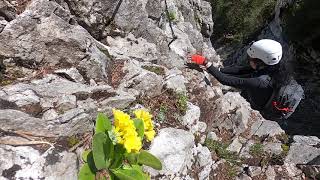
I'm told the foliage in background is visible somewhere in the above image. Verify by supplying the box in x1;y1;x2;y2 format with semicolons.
78;110;162;180
283;0;320;50
211;0;276;46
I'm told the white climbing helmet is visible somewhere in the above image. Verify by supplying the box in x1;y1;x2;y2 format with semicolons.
247;39;283;65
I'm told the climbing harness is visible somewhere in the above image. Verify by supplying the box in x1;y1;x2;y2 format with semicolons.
272;101;293;113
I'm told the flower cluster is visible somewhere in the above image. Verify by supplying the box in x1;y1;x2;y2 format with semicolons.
112;109;142;153
111;109;156;153
134;109;155;141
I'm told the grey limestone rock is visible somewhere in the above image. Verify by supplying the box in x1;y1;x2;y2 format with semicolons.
145;128;195;176
0;145;77;180
0;0;110;81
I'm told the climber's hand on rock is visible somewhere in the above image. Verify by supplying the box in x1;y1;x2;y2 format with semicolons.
189;54;207;65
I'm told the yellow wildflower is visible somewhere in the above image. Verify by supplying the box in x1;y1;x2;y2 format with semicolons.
123;135;142;153
112;109;142;153
113;109;131;130
144;129;155;141
134;109;156;141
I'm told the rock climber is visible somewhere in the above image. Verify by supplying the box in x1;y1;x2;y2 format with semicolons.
189;39;303;120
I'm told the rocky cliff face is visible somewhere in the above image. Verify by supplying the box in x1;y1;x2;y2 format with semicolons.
0;0;319;179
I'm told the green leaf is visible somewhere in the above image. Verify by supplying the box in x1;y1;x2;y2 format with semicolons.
82;150;91;163
131;165;150;180
133;118;144;139
95;113;112;133
111;166;147;180
78;163;95;180
126;153;138;165
87;151;98;173
92;132;114;170
109;172;120;180
137;150;162;170
110;145;125;169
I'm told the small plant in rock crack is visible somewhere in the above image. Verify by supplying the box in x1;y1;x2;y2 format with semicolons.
204;139;240;164
78;109;162;180
167;11;177;21
176;92;188;115
156;105;167;122
249;143;264;157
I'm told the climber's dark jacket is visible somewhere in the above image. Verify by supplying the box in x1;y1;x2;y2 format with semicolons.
207;65;274;110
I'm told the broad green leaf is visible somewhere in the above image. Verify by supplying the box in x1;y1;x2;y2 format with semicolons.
133;118;144;139
137;150;162;170
126;153;138;165
110;145;125;169
87;151;98;173
95;113;112;133
111;166;147;180
92;132;114;170
131;165;150;180
109;172;120;180
82;150;91;163
78;163;95;180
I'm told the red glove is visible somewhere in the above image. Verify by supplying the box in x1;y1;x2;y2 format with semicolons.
191;54;206;65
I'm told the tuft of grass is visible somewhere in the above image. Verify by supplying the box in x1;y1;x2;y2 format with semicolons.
156;105;168;122
176;92;188;115
141;65;165;76
277;133;290;144
249;143;264;157
281;144;289;153
167;11;176;21
226;164;238;178
205;139;240;164
68;136;80;147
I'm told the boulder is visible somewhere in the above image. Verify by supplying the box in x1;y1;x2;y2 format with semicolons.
212;92;252;135
285;136;320;164
250;120;285;139
118;60;163;97
0;0;16;21
263;143;283;155
0;0;110;81
194;144;213;180
182;102;201;127
106;34;159;62
165;68;187;93
54;68;85;83
0;145;77;180
145;128;195;176
227;137;243;153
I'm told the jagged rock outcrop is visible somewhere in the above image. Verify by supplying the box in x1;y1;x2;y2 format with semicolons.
0;0;110;81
